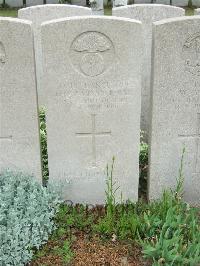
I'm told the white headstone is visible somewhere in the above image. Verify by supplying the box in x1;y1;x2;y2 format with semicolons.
113;0;128;7
172;0;188;6
41;16;142;204
91;0;104;15
26;0;43;6
195;8;200;14
134;0;152;3
156;0;170;4
149;16;200;206
193;0;200;8
46;0;59;3
0;18;42;181
18;5;92;106
6;0;23;7
71;0;87;6
113;4;185;139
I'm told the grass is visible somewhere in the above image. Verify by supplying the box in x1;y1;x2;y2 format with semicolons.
0;8;18;17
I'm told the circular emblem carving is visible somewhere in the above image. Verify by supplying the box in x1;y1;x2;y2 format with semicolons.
70;31;115;77
182;33;200;76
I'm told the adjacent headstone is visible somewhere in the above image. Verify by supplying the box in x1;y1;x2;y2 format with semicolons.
0;18;42;181
71;0;87;6
41;16;142;204
6;0;23;7
156;0;170;4
26;0;43;6
195;8;200;14
149;16;200;206
134;0;152;3
91;0;104;15
172;0;188;6
193;0;200;7
113;0;128;7
113;4;185;140
46;0;59;3
18;5;92;106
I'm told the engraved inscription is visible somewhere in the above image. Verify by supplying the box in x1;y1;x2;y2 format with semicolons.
76;114;111;167
179;113;200;174
183;33;200;76
56;80;134;112
0;42;6;66
70;32;115;77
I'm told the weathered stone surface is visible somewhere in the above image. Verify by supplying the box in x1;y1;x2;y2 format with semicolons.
172;0;188;6
46;0;59;3
41;16;142;204
71;0;87;6
113;0;128;7
113;4;184;139
195;8;200;14
18;4;92;106
156;0;170;4
26;0;43;6
134;0;152;3
149;16;200;206
6;0;23;7
91;0;104;15
193;0;200;7
0;18;42;181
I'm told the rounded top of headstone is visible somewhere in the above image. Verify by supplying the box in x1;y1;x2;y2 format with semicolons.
153;15;200;26
18;4;91;13
113;3;185;11
18;4;92;22
0;17;32;25
113;4;185;20
41;15;142;27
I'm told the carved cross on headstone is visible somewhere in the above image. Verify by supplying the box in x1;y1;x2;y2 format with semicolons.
179;113;200;174
76;114;111;167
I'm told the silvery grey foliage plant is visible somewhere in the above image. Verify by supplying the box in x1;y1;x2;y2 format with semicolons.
0;170;61;266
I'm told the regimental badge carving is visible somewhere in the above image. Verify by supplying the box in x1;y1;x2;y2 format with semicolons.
183;33;200;76
70;31;115;77
0;42;6;66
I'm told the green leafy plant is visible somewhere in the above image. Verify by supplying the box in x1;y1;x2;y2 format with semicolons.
138;149;200;265
39;108;49;184
0;170;61;266
139;131;148;198
94;158;140;240
53;240;74;263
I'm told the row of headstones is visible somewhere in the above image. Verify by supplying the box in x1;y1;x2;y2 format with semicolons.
0;0;87;8
1;5;200;205
18;4;200;139
125;0;200;7
2;0;200;8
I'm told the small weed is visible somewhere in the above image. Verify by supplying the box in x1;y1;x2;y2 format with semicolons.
53;240;74;264
39;108;49;184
